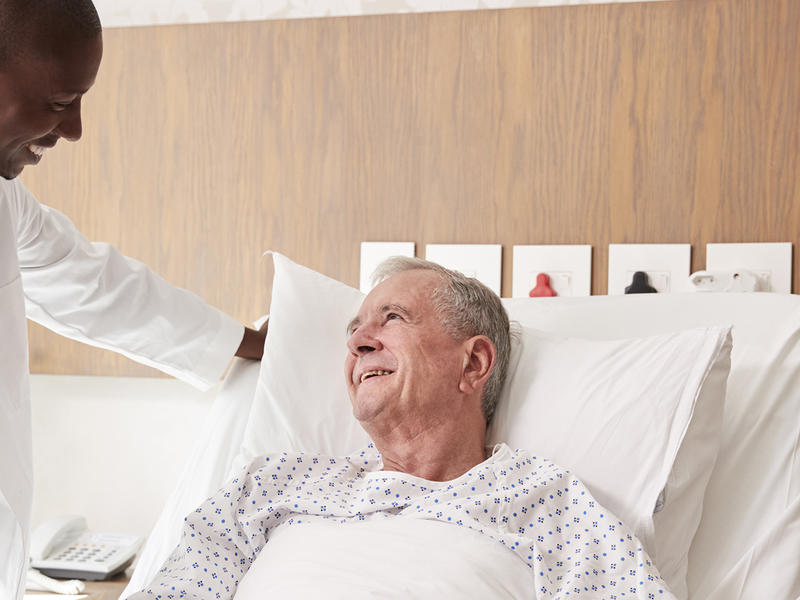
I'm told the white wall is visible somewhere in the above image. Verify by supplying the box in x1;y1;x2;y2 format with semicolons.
94;0;668;28
30;375;214;540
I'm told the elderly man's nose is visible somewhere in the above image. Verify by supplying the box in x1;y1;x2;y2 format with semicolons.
348;337;376;355
347;327;381;355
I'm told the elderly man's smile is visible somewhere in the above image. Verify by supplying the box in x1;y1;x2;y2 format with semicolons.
359;369;394;383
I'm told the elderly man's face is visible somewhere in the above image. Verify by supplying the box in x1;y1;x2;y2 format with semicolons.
0;32;102;179
345;270;469;427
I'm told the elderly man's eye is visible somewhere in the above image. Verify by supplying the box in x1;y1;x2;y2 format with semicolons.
386;313;401;321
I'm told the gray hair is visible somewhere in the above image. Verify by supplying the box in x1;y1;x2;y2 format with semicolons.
371;256;511;424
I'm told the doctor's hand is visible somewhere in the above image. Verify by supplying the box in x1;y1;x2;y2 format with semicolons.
235;318;268;360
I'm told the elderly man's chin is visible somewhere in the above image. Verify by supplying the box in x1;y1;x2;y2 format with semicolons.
349;391;388;425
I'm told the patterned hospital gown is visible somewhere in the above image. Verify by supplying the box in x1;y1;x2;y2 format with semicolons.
134;443;673;599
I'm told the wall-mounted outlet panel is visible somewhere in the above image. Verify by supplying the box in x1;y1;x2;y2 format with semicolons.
360;242;415;293
608;244;691;295
512;245;592;298
425;244;502;295
706;242;792;293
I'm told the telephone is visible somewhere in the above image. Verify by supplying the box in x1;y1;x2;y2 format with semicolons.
30;515;142;581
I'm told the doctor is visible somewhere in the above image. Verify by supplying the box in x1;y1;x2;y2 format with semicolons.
0;1;267;599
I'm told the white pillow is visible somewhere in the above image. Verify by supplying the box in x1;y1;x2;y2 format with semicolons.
498;296;734;600
237;253;731;598
487;326;731;599
235;253;369;467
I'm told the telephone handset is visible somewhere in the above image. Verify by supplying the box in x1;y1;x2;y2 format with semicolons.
30;515;142;581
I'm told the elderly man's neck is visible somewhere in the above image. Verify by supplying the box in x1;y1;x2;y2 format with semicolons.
368;413;488;482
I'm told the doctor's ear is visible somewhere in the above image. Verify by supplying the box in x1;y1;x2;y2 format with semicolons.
458;335;496;395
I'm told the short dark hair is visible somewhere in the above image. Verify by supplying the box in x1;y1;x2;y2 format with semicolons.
0;0;102;66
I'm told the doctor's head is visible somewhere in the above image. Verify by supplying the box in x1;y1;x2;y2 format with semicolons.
345;257;511;438
0;0;103;180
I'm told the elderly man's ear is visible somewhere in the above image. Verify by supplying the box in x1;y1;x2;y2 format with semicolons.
458;336;497;395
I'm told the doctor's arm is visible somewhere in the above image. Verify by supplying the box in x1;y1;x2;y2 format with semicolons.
11;180;260;389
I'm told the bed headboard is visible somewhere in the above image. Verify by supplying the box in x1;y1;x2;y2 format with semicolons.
20;0;800;376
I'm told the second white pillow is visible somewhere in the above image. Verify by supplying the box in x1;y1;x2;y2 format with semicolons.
488;326;731;548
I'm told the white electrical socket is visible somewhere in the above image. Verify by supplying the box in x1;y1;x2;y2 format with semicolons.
706;242;793;293
512;245;592;298
360;242;416;293
608;244;691;295
425;244;502;295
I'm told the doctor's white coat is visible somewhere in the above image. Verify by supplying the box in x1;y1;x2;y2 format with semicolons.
0;178;245;600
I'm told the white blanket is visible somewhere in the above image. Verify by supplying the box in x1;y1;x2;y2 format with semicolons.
236;518;532;599
129;444;673;599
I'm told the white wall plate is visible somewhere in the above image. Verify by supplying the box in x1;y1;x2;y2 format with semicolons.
608;244;691;295
425;244;502;296
360;242;416;293
512;245;592;298
706;242;793;293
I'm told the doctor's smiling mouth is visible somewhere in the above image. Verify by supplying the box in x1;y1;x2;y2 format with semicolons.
1;134;61;181
20;138;58;169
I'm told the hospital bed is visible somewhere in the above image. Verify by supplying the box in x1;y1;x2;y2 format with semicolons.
123;253;800;599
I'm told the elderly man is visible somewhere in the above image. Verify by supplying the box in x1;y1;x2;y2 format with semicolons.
136;258;674;599
0;2;265;598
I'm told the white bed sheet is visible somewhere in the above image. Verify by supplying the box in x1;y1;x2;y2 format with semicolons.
702;495;800;600
124;292;800;600
235;518;532;599
686;304;800;599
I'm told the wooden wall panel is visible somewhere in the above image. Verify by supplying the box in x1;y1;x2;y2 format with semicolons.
20;0;800;376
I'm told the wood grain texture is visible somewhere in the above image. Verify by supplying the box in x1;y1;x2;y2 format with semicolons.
20;0;800;376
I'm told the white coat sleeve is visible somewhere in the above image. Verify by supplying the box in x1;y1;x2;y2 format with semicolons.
11;180;244;390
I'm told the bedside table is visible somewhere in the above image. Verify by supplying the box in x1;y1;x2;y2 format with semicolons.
81;571;131;600
26;569;131;600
